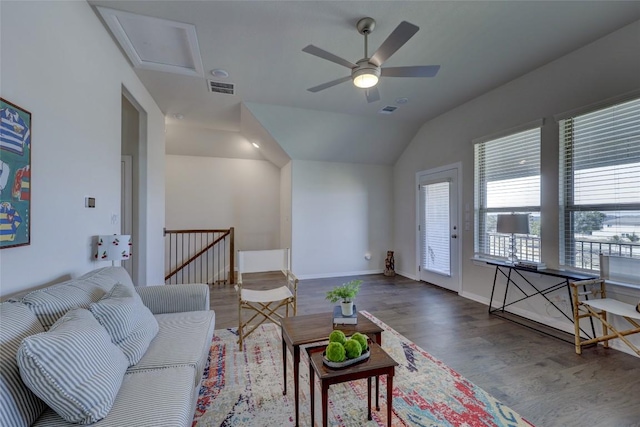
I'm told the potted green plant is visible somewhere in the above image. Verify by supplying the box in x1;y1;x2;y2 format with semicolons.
326;279;362;316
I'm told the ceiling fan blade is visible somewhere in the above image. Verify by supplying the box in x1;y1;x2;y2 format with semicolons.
307;75;352;93
370;21;419;67
302;45;357;69
365;87;380;103
381;65;440;78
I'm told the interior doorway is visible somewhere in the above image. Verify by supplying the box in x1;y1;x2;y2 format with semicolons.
121;92;140;283
121;155;133;277
416;163;461;293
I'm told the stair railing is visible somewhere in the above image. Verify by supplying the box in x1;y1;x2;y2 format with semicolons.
164;227;235;285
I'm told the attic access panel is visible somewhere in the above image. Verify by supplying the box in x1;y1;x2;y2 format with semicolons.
96;6;204;77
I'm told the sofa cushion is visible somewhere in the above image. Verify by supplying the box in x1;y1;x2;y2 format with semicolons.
129;310;215;387
0;302;47;427
89;283;159;366
7;267;134;331
78;266;134;291
8;281;106;330
17;308;129;425
135;284;210;314
32;365;197;427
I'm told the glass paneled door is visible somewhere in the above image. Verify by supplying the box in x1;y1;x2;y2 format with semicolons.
418;166;460;292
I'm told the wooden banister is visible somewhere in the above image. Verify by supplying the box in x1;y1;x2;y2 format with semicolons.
164;227;235;285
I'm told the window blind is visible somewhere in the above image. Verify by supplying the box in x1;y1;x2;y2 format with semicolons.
559;97;640;271
421;182;450;275
475;128;540;261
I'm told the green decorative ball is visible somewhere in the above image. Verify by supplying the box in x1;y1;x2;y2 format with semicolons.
326;342;346;362
350;332;368;352
343;339;362;359
329;330;347;345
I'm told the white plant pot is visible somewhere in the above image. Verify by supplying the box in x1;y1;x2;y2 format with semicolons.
341;301;354;316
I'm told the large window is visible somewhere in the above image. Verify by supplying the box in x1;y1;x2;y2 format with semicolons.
474;127;541;262
559;97;640;271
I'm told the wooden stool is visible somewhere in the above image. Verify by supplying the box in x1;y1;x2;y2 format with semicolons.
308;342;397;427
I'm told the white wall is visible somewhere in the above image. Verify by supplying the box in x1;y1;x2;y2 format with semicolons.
0;1;166;296
292;160;392;279
165;155;280;251
393;21;640;347
166;123;266;161
280;161;292;250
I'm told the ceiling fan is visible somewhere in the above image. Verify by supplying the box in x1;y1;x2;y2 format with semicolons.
303;17;440;103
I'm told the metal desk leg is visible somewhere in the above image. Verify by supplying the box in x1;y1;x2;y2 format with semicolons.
488;264;499;313
501;267;513;313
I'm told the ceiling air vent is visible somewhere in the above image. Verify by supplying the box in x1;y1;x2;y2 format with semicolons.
208;80;235;95
378;105;398;115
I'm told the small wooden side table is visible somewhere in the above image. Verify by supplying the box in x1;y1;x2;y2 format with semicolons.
308;342;397;427
281;312;383;426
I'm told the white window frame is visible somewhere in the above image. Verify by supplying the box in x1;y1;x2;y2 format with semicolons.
558;96;640;273
474;121;543;263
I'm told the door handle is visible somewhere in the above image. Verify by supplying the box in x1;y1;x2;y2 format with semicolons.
451;234;458;239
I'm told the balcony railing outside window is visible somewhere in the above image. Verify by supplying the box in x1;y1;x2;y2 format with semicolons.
486;233;639;271
487;233;540;263
573;239;639;270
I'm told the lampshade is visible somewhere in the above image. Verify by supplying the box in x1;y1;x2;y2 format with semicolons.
497;214;530;235
94;235;132;261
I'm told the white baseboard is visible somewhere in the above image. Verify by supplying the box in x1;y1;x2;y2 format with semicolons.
461;290;575;334
459;291;639;358
295;269;383;280
397;270;418;281
459;291;489;305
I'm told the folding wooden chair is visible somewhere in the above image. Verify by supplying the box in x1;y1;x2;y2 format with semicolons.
236;249;298;351
571;255;640;356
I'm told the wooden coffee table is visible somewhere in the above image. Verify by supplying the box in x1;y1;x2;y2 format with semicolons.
280;312;384;427
308;342;398;427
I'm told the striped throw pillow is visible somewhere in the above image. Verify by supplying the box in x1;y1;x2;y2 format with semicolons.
17;308;129;424
0;302;47;427
89;283;159;366
9;282;105;330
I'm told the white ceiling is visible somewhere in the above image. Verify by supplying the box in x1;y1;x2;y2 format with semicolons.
89;1;640;166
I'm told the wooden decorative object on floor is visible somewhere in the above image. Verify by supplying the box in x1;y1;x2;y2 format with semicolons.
384;251;395;277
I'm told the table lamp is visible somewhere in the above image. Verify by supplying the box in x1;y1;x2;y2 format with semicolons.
94;235;132;266
496;214;529;265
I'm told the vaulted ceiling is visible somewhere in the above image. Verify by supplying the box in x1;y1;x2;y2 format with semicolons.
89;1;640;166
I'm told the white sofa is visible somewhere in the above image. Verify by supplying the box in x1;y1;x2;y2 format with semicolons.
1;267;215;427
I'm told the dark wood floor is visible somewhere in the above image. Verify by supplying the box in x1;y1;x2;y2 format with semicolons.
210;273;640;427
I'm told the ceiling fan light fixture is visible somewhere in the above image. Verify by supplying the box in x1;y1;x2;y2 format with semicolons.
353;72;378;89
352;62;380;89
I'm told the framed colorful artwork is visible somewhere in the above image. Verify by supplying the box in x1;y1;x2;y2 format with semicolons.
0;98;31;249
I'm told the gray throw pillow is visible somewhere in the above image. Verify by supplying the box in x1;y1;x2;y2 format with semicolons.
89;283;159;366
17;308;129;424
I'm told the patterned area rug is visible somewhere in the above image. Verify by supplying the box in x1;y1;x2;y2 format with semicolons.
192;311;533;426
